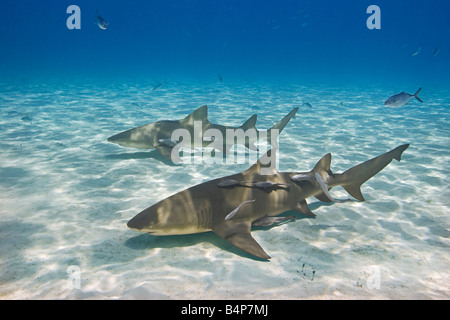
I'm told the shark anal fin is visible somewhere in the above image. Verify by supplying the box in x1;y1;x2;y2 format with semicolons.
293;200;316;217
213;221;271;260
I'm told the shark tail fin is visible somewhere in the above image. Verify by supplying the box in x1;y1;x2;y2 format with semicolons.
265;107;298;146
414;88;423;103
337;144;410;202
268;107;298;133
238;114;258;151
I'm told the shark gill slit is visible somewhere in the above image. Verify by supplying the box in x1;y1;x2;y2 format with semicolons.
197;207;211;230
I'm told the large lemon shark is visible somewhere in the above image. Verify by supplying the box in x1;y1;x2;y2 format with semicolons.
127;144;410;259
107;105;298;162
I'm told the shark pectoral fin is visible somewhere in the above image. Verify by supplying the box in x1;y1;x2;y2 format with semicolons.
213;221;271;260
314;192;333;203
293;200;316;217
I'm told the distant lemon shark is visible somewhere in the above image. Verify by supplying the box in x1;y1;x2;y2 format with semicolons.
108;105;298;162
127;144;410;260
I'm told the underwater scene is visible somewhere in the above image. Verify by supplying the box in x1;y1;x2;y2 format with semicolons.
0;0;449;299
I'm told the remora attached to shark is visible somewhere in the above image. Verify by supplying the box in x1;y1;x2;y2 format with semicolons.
107;105;298;162
127;144;410;259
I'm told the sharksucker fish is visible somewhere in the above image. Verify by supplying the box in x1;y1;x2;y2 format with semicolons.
127;144;410;260
108;105;298;163
385;88;423;107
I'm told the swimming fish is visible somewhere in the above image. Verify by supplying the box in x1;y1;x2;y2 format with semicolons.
152;81;167;91
385;88;423;107
433;45;440;57
302;102;313;109
21;113;33;124
412;47;422;56
96;11;109;30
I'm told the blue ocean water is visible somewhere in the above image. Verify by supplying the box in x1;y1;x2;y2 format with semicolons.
0;1;449;299
1;0;449;84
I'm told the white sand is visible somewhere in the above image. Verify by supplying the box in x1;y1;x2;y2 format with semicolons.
0;79;449;299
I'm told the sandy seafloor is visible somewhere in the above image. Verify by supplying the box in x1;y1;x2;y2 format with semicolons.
0;77;449;299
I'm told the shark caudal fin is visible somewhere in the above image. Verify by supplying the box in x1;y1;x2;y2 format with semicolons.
265;107;298;146
268;107;298;133
414;88;423;103
336;144;410;201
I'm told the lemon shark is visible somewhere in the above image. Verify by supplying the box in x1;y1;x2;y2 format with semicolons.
127;144;410;259
107;105;298;162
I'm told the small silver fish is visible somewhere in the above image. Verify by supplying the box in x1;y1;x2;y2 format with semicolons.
152;81;166;91
412;47;422;56
433;46;440;57
158;138;178;147
96;11;108;30
252;215;296;227
225;199;255;221
302;102;313;109
314;172;352;203
291;173;315;183
385;88;423;107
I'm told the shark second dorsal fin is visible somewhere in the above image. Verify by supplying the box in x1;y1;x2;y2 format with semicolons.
182;105;209;125
244;149;278;176
240;114;257;130
312;153;332;175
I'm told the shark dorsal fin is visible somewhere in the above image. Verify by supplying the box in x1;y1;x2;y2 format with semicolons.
182;105;209;125
240;114;257;130
312;153;332;175
244;149;278;175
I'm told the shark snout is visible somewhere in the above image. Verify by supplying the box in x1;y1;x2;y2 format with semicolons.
127;216;143;231
127;206;159;232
